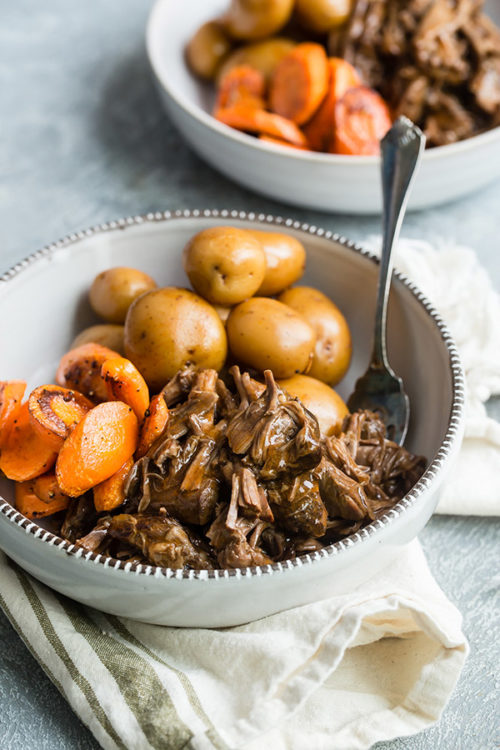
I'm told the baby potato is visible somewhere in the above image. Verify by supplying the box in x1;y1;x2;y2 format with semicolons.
248;230;306;296
278;286;351;385
278;374;348;436
217;38;296;83
227;297;315;378
71;324;125;354
221;0;295;41
183;226;266;306
124;287;227;391
185;21;233;80
295;0;353;33
89;267;157;324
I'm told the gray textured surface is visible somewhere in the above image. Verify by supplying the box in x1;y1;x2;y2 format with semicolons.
1;1;499;748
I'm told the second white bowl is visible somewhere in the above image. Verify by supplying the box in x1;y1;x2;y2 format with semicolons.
146;0;500;214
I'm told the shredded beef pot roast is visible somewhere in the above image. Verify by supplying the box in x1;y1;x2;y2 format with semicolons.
329;0;500;146
70;367;425;569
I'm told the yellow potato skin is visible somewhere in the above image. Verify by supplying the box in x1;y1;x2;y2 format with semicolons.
247;230;306;296
124;288;227;391
71;324;125;355
217;38;296;83
278;374;348;436
278;286;351;385
227;297;315;378
295;0;352;33
183;226;266;306
89;267;157;324
185;21;233;80
221;0;295;41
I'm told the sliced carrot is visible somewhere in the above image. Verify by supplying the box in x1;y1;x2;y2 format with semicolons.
101;357;149;422
329;58;363;102
15;480;70;520
56;343;121;403
33;472;70;505
304;58;362;152
136;393;169;458
215;103;308;146
93;457;133;513
331;86;392;156
28;385;94;449
0;381;26;448
0;403;58;481
216;64;266;109
259;135;308;150
56;401;138;497
269;43;329;125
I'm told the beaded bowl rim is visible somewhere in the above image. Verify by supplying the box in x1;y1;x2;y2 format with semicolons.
0;209;465;581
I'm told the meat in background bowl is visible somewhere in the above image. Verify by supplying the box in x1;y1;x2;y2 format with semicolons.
0;211;465;626
146;0;500;214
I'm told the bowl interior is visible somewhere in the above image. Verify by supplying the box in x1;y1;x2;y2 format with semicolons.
0;215;456;515
147;0;500;161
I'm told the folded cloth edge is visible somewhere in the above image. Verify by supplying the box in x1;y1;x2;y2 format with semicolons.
187;543;468;750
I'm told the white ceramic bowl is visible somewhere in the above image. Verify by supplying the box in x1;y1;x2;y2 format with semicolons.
0;211;464;626
146;0;500;214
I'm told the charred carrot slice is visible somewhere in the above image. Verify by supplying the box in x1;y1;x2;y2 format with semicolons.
56;343;121;403
15;479;70;520
28;385;94;449
0;403;58;482
216;64;266;109
93;457;133;513
101;357;149;422
215;103;308;146
269;43;329;125
0;381;26;448
56;401;138;497
32;472;70;505
331;86;392;156
259;135;308;150
304;58;362;152
136;393;169;458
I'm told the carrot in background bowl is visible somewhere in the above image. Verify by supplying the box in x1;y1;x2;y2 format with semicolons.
216;103;308;146
269;42;329;125
216;64;266;109
332;86;392;156
304;58;362;152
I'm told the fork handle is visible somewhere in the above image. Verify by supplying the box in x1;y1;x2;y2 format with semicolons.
372;117;426;369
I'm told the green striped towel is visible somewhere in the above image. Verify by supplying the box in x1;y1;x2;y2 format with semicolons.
0;540;467;750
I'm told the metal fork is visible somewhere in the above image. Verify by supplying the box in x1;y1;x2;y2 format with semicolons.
347;117;426;444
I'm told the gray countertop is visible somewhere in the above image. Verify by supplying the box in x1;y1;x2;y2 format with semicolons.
1;1;499;748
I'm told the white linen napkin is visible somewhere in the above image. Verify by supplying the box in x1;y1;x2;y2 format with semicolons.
2;236;498;750
366;236;500;516
0;540;468;750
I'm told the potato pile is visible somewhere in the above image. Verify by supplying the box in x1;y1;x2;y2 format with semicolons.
78;225;352;436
